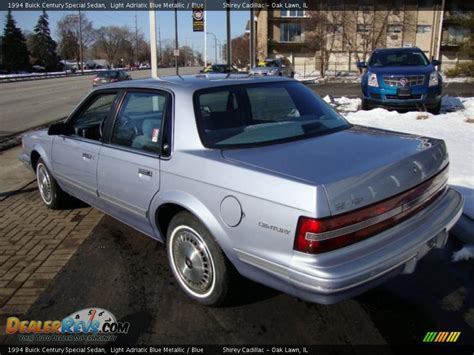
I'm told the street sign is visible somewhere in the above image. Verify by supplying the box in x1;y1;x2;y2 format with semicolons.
173;49;180;57
192;7;204;32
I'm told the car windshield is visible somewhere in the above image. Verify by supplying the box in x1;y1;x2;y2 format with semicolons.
193;81;350;148
369;51;430;67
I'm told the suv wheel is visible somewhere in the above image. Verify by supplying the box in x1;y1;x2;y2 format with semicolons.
428;101;441;115
167;211;233;306
361;99;369;110
36;158;68;209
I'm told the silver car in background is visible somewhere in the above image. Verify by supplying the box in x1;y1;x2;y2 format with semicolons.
20;75;463;306
250;58;295;78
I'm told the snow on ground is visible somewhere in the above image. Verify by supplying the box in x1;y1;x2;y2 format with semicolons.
452;245;474;262
326;96;474;222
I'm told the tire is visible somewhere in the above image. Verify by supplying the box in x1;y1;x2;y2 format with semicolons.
36;158;68;209
166;211;233;306
428;101;441;115
361;99;370;111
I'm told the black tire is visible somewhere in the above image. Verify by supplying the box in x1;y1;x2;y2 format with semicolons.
36;158;68;209
166;211;233;306
428;101;441;115
361;99;370;111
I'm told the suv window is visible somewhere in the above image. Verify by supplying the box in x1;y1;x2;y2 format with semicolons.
70;93;117;141
369;51;429;67
111;91;171;154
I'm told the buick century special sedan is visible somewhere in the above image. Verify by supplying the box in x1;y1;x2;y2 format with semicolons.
20;75;463;306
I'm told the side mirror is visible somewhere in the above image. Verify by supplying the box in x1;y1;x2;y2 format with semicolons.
432;59;441;66
357;61;367;69
48;122;72;136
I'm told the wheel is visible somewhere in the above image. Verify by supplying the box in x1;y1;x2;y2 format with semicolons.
361;99;370;110
428;101;441;115
36;158;68;209
167;211;233;306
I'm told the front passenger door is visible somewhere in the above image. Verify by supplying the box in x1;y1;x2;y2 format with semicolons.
97;90;171;236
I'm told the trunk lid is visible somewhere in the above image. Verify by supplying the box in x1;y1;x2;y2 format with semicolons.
222;125;448;216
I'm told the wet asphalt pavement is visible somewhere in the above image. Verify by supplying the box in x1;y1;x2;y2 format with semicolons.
13;215;474;346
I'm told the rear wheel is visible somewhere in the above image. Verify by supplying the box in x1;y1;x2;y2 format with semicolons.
428;101;441;115
167;211;233;306
36;158;68;209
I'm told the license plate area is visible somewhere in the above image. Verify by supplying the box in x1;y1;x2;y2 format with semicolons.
397;87;411;97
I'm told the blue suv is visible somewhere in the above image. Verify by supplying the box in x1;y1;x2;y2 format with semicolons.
358;47;442;114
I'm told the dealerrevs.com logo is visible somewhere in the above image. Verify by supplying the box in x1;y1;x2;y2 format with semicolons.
6;308;129;341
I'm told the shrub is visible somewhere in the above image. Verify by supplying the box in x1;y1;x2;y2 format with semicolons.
445;61;474;78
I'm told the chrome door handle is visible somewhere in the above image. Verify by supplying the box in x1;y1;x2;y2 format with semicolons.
82;153;93;161
138;168;153;177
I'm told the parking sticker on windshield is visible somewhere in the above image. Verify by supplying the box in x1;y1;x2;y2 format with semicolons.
152;128;159;142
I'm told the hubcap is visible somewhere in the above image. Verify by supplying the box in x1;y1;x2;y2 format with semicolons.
37;164;52;204
171;227;213;295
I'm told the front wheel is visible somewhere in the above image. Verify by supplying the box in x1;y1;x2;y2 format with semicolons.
36;158;68;209
167;211;234;306
361;99;370;110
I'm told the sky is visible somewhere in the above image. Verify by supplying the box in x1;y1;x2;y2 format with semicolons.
0;10;250;61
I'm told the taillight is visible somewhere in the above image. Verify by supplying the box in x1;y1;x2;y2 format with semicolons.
294;166;448;254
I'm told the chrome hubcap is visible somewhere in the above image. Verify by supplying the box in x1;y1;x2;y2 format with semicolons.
37;164;52;204
171;228;213;295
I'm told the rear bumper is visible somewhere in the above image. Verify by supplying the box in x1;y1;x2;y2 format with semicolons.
288;187;463;304
235;187;463;304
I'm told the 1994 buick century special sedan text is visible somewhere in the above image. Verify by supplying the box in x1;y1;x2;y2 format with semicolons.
20;75;464;305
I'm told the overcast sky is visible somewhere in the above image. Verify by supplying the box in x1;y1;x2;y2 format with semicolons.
0;10;250;56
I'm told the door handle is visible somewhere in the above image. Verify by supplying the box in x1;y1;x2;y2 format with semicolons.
82;153;93;161
138;168;153;177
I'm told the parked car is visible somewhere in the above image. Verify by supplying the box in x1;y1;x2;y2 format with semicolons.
20;76;463;306
92;70;131;87
200;64;240;74
358;47;443;113
250;58;295;78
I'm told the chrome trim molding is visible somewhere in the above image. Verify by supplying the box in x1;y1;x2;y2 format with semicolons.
306;171;448;242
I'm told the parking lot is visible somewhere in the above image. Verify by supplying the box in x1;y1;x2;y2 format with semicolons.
0;73;473;347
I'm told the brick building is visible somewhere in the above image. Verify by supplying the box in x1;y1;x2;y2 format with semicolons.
254;0;472;75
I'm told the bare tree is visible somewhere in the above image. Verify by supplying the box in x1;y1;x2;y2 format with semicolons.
57;13;94;67
94;26;131;67
305;8;340;77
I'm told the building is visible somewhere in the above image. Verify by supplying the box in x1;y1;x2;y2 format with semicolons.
255;0;472;75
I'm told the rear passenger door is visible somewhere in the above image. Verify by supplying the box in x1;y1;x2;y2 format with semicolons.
97;90;172;236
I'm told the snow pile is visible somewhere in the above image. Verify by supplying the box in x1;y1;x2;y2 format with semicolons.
452;245;474;262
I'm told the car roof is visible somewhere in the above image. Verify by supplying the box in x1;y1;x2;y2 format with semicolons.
96;74;293;92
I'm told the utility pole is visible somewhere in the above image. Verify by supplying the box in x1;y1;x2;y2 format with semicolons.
249;7;255;68
204;0;207;66
149;2;158;78
135;13;139;65
78;7;84;74
158;27;162;65
206;32;218;64
226;1;231;68
174;0;179;75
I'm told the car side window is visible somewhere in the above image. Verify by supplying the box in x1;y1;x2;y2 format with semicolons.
111;91;170;154
70;93;117;141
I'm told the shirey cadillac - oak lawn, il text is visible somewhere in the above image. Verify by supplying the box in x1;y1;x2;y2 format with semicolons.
20;75;463;306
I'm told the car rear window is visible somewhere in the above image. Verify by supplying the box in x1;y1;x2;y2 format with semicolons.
98;71;119;78
193;81;350;148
